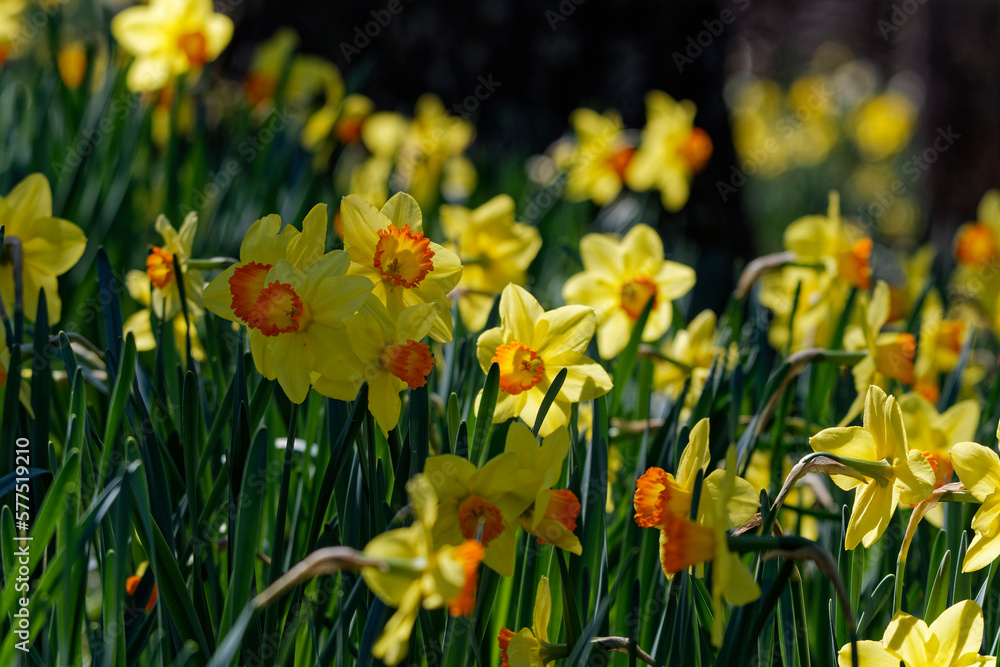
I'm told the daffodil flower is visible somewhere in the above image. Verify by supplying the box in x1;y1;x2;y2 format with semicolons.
0;0;25;65
657;446;761;646
111;0;233;92
362;475;484;666
395;94;477;206
423;449;530;577
203;204;373;403
809;385;935;549
838;600;996;667
476;284;613;437
123;270;205;363
950;440;1000;572
340;192;462;343
325;297;437;435
759;263;845;352
847;92;918;162
440;195;542;332
498;577;563;667
626;90;712;211
633;418;758;577
784;191;872;290
563;223;696;359
142;213;204;321
563;107;635;206
503;423;582;555
0;173;87;323
900;393;977;488
843;281;917;422
951;190;1000;336
652;309;736;413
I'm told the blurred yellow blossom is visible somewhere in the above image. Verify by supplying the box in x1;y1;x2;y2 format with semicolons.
848;92;918;161
563;108;634;206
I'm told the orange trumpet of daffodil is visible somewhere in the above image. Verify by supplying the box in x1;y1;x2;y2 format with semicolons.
476;284;613;436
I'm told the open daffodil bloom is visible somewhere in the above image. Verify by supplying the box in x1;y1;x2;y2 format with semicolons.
810;385;935;549
950;439;1000;572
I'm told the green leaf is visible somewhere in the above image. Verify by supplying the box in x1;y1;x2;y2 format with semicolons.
611;297;654;415
472;363;499;467
532;367;566;436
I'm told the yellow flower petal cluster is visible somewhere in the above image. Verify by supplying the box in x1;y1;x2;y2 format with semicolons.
477;284;612;436
951;439;1000;572
809;385;935;549
440;195;541;332
838;600;995;667
563;223;695;359
111;0;233;92
0;173;87;323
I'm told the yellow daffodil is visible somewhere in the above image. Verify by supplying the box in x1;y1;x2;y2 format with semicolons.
634;418;758;579
745;450;819;540
142;213;203;321
657;446;761;646
111;0;233;92
440;195;542;332
203;204;373;403
563;223;696;359
0;173;87;323
759;264;846;352
362;475;485;666
340;192;462;343
498;577;560;667
848;92;918;162
784;191;872;290
653;309;736;410
563;108;634;206
842;280;917;423
503;423;581;555
913;292;969;403
123;270;205;363
326;297;436;435
57;42;88;90
391;94;476;206
951;190;1000;335
809;385;935;549
626;90;712;211
424;449;531;577
0;0;24;65
950;440;1000;572
476;284;613;437
838;600;996;667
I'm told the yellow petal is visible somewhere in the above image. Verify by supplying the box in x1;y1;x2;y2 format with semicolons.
845;480;898;550
951;442;1000;502
362;528;423;606
371;583;421;666
533;576;551;643
882;611;933;666
285;203;328;269
929;600;985;664
499;284;544;344
677;418;711;488
3;173;53;231
703;470;759;528
380;192;423;234
895;448;935;506
837;641;903;667
536;305;597;360
809;426;878;462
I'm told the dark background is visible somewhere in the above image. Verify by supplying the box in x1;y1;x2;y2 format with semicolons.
222;0;1000;308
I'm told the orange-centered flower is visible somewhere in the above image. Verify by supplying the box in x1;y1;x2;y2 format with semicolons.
955;222;997;267
923;451;954;490
679;127;713;173
633;467;692;528
937;320;965;355
229;261;273;323
146;247;175;289
447;540;485;617
661;516;716;574
498;627;515;667
493;341;545;394
620;276;659;320
373;224;435;288
177;30;209;67
379;340;434;389
837;238;873;290
607;146;636;181
457;495;505;546
248;281;306;336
